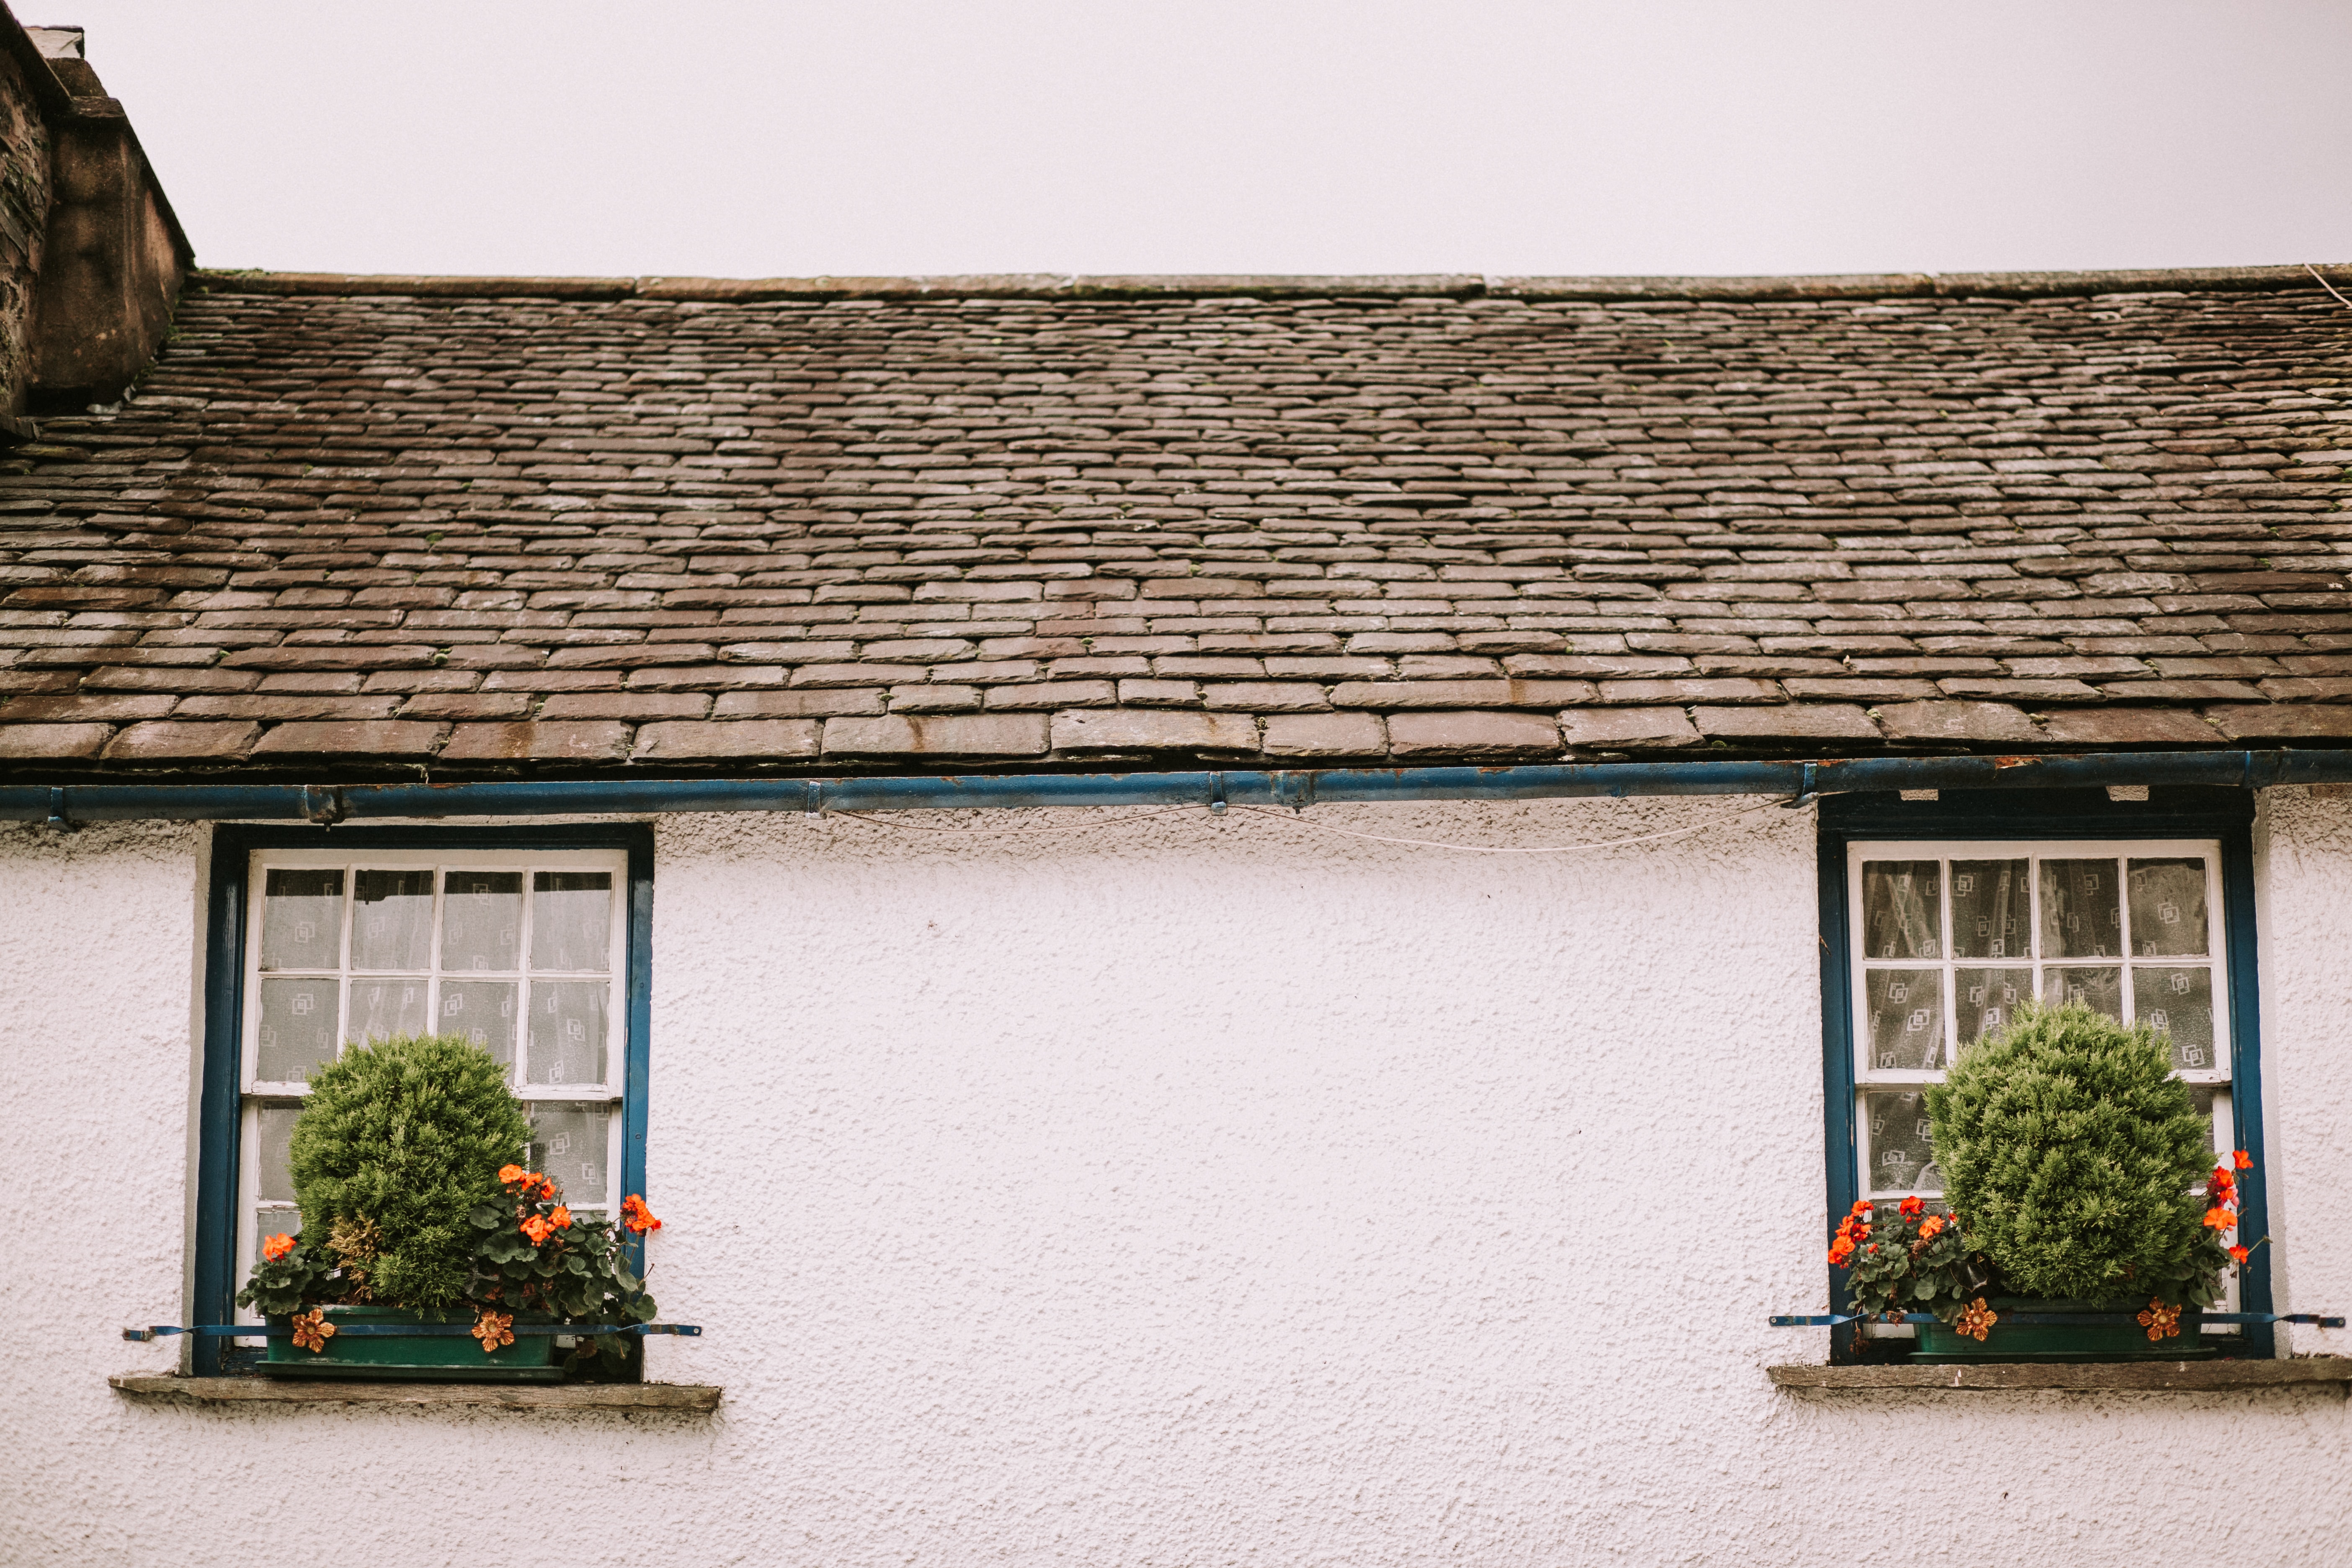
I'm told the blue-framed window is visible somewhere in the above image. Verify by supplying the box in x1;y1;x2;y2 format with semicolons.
1816;787;2269;1363
192;824;653;1376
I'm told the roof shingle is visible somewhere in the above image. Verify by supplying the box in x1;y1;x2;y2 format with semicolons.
1;268;2347;778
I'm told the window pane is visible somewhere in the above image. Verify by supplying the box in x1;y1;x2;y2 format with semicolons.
1864;1090;1941;1194
2135;967;2220;1072
1949;859;2027;960
259;869;342;970
527;1103;611;1207
257;977;340;1082
1863;969;1944;1071
2128;858;2210;958
440;979;518;1071
346;976;431;1046
528;980;608;1086
2043;965;2123;1021
531;872;612;972
2040;858;2122;958
350;869;434;970
1860;861;1942;959
1954;968;2032;1047
256;1104;300;1204
441;872;522;972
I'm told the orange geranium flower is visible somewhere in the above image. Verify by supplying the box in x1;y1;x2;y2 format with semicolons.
549;1205;572;1230
261;1233;296;1262
2228;1244;2251;1264
2235;1150;2253;1170
290;1308;336;1353
521;1214;554;1246
2203;1206;2236;1230
621;1194;662;1234
1849;1199;1872;1217
1918;1215;1945;1241
1897;1196;1925;1219
472;1309;515;1354
498;1164;526;1184
1828;1236;1855;1266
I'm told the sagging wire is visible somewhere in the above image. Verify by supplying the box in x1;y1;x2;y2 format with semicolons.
825;792;1813;854
2306;263;2352;309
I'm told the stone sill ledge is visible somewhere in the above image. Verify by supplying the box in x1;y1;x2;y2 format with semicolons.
1770;1358;2352;1393
109;1375;720;1412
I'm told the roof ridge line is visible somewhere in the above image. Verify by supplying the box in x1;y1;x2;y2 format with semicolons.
184;263;2351;304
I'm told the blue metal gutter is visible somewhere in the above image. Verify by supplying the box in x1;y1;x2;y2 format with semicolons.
0;749;2340;823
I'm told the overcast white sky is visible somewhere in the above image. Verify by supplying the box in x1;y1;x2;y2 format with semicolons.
50;0;2352;280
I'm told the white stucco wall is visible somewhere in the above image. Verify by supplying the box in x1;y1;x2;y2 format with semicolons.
6;794;2350;1566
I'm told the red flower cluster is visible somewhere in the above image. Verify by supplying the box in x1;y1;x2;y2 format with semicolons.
499;1163;556;1201
2204;1151;2253;1233
1828;1200;1871;1266
261;1233;296;1262
621;1194;662;1235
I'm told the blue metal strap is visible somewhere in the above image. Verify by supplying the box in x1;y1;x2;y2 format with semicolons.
1771;1311;2342;1328
123;1322;702;1341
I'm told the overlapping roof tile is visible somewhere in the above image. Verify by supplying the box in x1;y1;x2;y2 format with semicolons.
1;268;2347;778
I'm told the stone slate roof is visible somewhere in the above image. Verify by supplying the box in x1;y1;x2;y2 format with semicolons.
1;266;2349;780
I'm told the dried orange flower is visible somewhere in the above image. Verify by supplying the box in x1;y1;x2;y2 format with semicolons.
472;1309;515;1354
261;1233;296;1262
1952;1298;1998;1342
290;1308;336;1353
2137;1299;2182;1341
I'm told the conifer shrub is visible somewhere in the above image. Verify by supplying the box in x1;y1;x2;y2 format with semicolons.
287;1032;531;1310
1924;1002;2214;1302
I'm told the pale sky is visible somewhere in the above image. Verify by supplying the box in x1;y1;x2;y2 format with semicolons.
50;0;2352;280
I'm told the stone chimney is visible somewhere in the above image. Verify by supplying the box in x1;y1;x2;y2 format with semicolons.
0;7;191;437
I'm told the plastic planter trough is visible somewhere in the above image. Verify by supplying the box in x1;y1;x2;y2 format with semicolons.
1911;1297;2218;1364
263;1306;564;1383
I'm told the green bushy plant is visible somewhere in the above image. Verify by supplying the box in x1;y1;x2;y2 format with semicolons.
237;1032;665;1376
284;1032;532;1309
1925;1002;2215;1303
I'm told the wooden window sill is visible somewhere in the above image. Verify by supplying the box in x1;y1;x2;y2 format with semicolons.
1769;1357;2352;1393
109;1375;720;1412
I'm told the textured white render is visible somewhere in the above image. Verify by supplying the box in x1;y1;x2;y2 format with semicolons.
6;795;2351;1567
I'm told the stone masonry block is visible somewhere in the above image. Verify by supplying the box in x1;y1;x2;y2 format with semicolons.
824;712;1050;758
1050;708;1259;754
2202;705;2352;742
1871;701;2044;744
102;722;261;761
252;721;449;758
632;720;820;761
537;693;713;721
1385;710;1562;759
1260;712;1387;758
2034;709;2222;747
1692;704;1881;741
1558;706;1702;750
1202;682;1328;712
1331;679;1594;710
438;722;634;761
0;722;113;758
